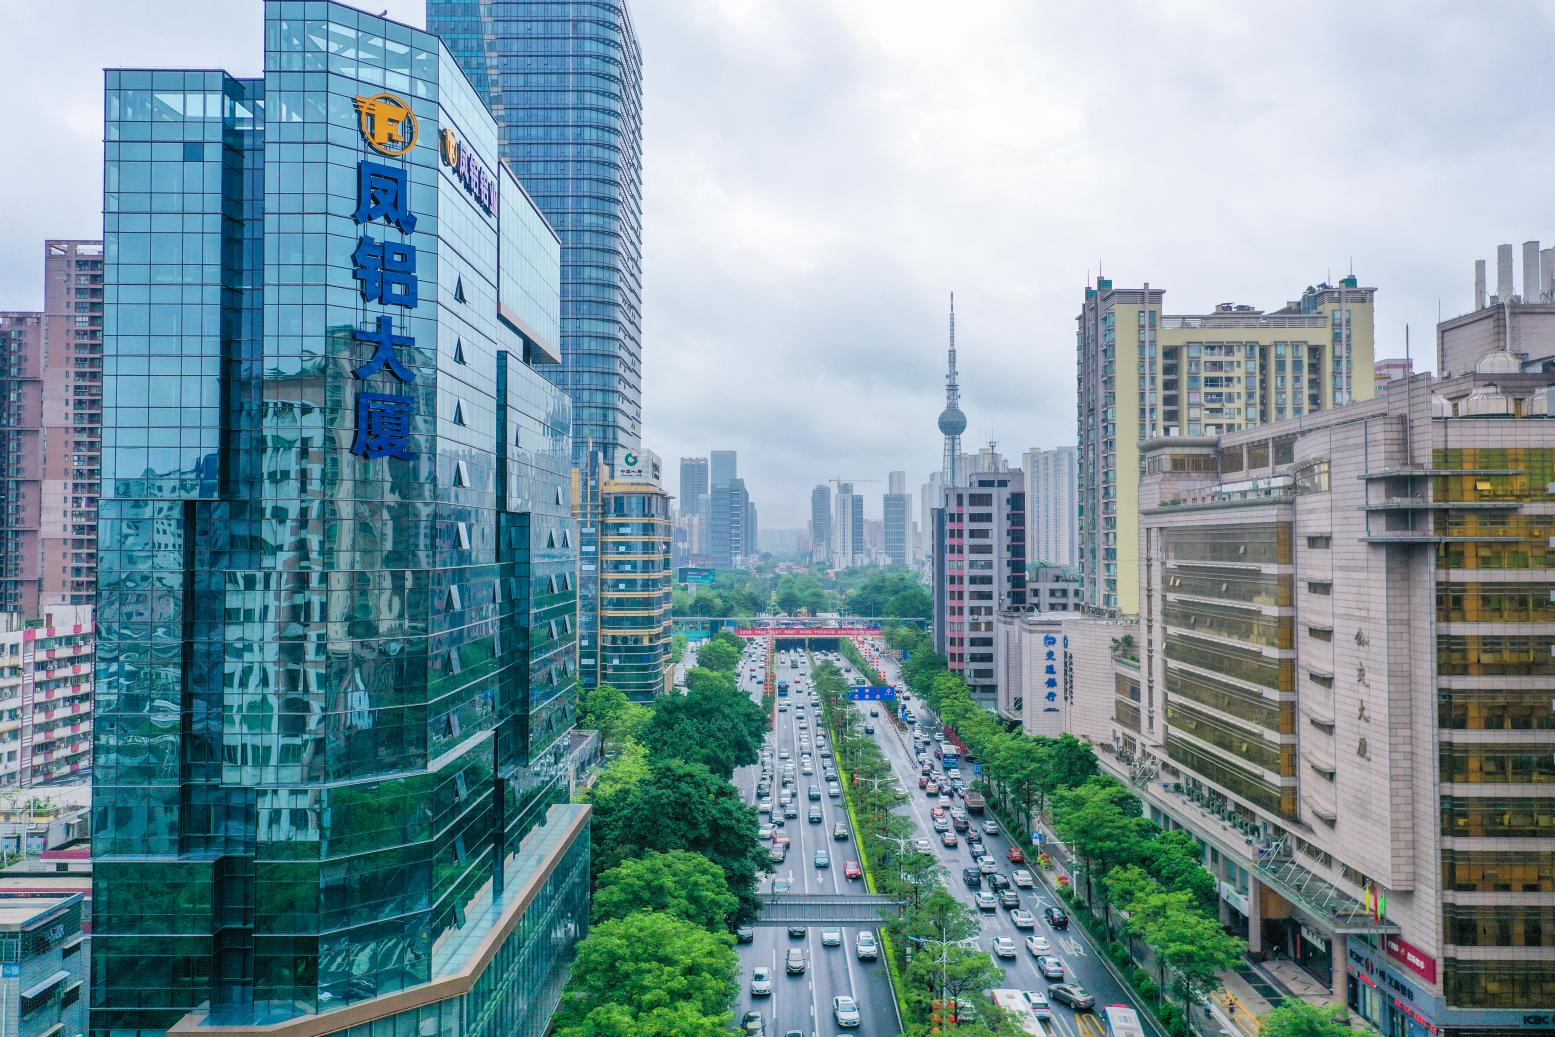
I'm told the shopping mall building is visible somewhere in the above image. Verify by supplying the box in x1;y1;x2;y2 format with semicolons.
92;3;588;1034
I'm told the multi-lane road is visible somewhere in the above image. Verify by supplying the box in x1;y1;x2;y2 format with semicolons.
843;644;1162;1037
732;643;902;1037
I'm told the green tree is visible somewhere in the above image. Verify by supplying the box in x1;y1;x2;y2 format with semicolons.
1052;777;1150;907
588;758;769;920
669;632;688;664
1050;732;1100;788
554;911;737;1037
693;637;740;673
592;850;739;931
1261;999;1357;1037
885;585;932;619
1147;829;1218;910
641;679;766;778
683;666;737;697
904;945;1006;1017
577;684;652;745
1137;893;1245;1020
896;886;980;946
588;740;651;801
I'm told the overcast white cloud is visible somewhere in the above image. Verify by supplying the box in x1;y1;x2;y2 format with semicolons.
2;0;1551;527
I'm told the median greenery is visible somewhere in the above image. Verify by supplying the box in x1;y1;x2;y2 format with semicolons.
556;630;766;1037
885;623;1247;1037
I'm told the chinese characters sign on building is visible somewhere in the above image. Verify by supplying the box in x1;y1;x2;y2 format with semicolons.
349;93;420;462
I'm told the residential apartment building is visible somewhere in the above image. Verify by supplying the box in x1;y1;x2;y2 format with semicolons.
0;241;104;616
932;469;1027;702
1023;446;1078;568
0;895;88;1037
1093;357;1555;1035
1375;358;1414;391
600;448;672;700
832;482;865;569
884;470;912;567
1077;276;1375;615
0;608;92;789
93;11;589;1033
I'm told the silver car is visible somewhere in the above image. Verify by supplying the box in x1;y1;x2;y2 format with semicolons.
832;995;861;1028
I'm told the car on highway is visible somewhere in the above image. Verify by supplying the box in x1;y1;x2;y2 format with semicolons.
758;799;773;815
827;782;841;797
863;724;874;734
787;924;807;938
758;824;774;841
773;833;791;847
932;815;950;832
1011;908;1036;928
925;781;941;795
808;785;821;800
991;936;1017;959
916;838;933;853
845;860;862;880
1008;846;1027;863
998;890;1020;909
855;930;879;960
962;867;983;888
783;803;798;818
814;848;831;868
740;1010;764;1035
1047;984;1095;1010
832;995;861;1028
1012;868;1035;888
979;856;999;875
1036;955;1065;979
1025;935;1051;956
983;819;1001;835
777;702;788;712
953;815;970;832
1044;906;1071;930
987;873;1011;893
1023;989;1053;1019
820;927;843;947
785;948;807;974
768;845;786;863
778;748;790;759
750;967;772;996
772;878;792;894
808;806;823;823
931;805;946;818
975;891;998;912
736;925;755;943
918;774;929;789
833;822;850;841
941;830;959;847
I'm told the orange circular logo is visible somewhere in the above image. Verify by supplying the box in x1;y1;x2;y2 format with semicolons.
353;93;419;157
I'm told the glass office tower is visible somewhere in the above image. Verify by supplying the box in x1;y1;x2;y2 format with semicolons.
427;0;645;693
93;5;588;1035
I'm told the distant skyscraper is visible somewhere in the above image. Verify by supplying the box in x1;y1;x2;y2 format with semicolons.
832;483;865;569
710;478;751;569
680;456;709;517
1023;446;1077;568
884;470;911;567
810;484;832;561
938;293;967;489
710;449;738;489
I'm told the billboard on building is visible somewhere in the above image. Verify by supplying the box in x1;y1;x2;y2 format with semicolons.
613;446;662;486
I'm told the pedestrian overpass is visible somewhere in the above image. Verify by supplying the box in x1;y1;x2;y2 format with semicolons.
751;893;902;926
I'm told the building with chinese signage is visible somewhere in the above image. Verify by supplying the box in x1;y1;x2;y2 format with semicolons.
93;5;587;1035
1091;360;1555;1035
597;447;672;699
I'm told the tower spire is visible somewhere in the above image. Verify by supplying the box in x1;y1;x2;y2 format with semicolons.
938;291;967;490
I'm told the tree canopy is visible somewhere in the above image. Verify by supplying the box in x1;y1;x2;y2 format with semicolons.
1260;1000;1358;1037
640;678;767;778
592;849;739;931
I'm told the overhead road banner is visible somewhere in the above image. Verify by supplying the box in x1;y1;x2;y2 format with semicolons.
733;626;882;637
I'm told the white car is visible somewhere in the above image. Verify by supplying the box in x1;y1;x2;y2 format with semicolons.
982;819;1001;835
1023;989;1053;1019
979;855;999;875
750;966;773;996
758;824;774;841
915;838;933;852
1011;910;1035;929
758;800;773;815
1026;935;1051;956
833;995;861;1028
821;927;843;946
1012;868;1035;888
855;931;879;961
991;936;1017;959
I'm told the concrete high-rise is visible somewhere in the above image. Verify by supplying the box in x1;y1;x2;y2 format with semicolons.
1022;446;1077;568
1076;275;1375;615
810;484;832;562
710;478;752;570
884;470;911;567
680;455;709;518
93;10;588;1032
0;241;104;616
1093;358;1555;1029
832;482;865;569
600;448;672;700
931;469;1026;702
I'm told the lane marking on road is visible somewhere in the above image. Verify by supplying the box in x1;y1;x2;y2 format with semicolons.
1059;934;1087;957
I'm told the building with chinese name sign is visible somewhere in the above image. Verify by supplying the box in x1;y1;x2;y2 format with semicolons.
993;612;1065;733
93;5;587;1035
597;447;672;699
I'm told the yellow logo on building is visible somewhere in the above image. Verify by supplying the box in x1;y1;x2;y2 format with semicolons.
440;127;460;167
353;93;418;156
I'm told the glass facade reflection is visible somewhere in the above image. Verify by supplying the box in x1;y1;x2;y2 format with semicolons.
93;6;587;1035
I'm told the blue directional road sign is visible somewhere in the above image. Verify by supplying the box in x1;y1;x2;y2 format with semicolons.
848;685;898;701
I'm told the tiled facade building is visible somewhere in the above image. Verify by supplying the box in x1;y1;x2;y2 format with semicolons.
1076;276;1375;615
0;241;105;616
598;449;672;699
92;6;588;1034
1023;445;1077;568
0;607;93;788
1096;356;1555;1035
0;895;88;1037
933;469;1027;702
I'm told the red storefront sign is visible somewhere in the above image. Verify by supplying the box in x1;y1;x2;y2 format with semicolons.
733;627;881;638
1384;934;1438;984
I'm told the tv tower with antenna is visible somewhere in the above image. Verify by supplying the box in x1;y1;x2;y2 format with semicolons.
938;292;967;490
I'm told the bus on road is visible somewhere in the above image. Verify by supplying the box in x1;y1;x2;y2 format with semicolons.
1103;1005;1145;1037
777;680;789;697
990;989;1047;1037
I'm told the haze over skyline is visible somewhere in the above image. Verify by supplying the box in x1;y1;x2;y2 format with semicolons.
3;0;1549;524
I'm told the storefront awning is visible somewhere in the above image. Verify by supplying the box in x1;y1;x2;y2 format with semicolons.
1257;848;1400;935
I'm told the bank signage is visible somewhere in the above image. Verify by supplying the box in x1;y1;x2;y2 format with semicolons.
614;447;662;486
1383;934;1438;984
439;126;497;214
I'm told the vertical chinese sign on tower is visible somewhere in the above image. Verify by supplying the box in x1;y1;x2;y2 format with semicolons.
349;92;421;461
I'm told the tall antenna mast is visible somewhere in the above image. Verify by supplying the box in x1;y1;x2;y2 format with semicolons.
938;292;967;491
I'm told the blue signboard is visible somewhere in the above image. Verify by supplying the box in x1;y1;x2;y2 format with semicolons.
848;686;897;701
1;962;18;977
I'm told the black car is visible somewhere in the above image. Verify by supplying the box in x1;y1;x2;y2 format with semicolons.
808;807;823;823
736;925;755;943
1044;906;1070;930
987;873;1010;892
961;867;983;888
787;924;808;937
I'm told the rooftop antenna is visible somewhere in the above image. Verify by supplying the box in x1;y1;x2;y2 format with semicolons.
937;293;967;490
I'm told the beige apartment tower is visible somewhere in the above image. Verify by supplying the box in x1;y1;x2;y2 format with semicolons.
1076;276;1375;615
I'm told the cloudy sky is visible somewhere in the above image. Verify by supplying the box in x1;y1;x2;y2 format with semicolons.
2;1;1550;527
